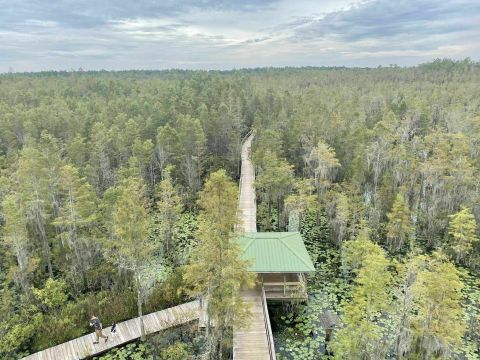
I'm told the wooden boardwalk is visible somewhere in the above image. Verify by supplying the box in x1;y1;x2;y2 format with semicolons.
22;301;200;360
233;288;274;360
239;133;257;233
234;133;276;360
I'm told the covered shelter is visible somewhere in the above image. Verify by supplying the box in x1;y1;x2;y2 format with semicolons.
237;232;315;300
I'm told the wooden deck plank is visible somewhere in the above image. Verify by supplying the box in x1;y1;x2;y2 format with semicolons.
57;342;69;360
233;288;271;360
153;312;165;331
22;301;200;360
66;341;76;360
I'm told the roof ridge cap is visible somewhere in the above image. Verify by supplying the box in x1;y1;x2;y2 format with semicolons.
244;238;255;251
278;235;315;270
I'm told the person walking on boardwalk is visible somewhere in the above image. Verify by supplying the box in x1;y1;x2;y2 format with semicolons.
90;315;109;344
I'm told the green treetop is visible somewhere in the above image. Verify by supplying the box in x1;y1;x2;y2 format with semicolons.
448;207;478;264
111;177;158;341
411;253;466;358
184;170;254;359
332;230;393;358
386;193;414;254
52;164;98;292
155;173;183;261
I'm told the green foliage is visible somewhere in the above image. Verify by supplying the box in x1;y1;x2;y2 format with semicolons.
1;65;480;358
448;207;479;265
305;140;341;194
95;343;152;360
33;278;68;310
300;208;330;266
158;341;190;360
386;193;413;254
285;179;317;230
410;253;466;358
257;202;279;231
461;272;480;359
174;211;198;262
154;175;183;263
332;231;393;359
255;150;294;230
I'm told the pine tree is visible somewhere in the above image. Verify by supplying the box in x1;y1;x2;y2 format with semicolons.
305;140;340;199
332;192;351;248
332;231;393;358
386;193;413;254
448;207;478;264
255;150;294;229
176;115;206;198
411;253;466;358
184;170;254;359
132;138;157;188
285;178;316;231
156;124;179;179
1;193;32;293
155;173;183;261
15;146;54;278
111;177;158;341
52;164;98;291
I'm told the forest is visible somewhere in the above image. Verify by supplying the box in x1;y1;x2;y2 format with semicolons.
0;59;479;359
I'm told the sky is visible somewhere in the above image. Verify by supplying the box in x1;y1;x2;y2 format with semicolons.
0;0;479;72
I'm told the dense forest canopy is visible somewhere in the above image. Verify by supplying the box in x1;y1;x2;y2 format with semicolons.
0;59;479;359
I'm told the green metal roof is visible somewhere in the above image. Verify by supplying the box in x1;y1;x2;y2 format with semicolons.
237;232;316;273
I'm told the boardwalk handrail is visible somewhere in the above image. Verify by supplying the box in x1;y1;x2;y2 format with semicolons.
261;286;277;360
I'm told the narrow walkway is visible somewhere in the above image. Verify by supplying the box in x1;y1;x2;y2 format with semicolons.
234;133;275;360
22;301;200;360
239;133;257;233
233;289;272;360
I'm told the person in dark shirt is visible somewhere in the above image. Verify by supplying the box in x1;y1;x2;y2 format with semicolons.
90;315;108;344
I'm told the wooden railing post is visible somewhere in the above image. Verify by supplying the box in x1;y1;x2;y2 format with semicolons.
261;286;277;360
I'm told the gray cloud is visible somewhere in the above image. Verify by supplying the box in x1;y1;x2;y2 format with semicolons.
0;0;279;29
286;0;480;42
0;0;479;72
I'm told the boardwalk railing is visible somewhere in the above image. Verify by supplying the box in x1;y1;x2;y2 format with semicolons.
261;286;277;360
263;281;306;298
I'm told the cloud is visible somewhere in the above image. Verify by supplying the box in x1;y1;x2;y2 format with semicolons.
0;0;279;29
0;0;479;72
255;0;480;66
285;0;480;41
